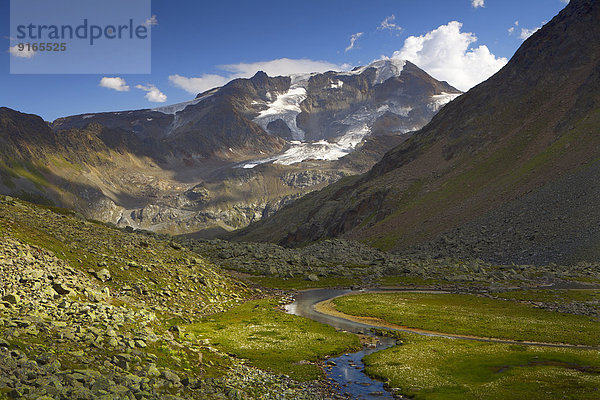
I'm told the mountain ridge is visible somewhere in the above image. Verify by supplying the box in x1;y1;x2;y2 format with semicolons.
0;60;460;235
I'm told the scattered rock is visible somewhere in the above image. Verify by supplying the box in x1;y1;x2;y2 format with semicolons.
2;294;20;305
93;269;111;282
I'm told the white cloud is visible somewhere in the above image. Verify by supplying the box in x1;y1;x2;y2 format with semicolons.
345;32;363;52
144;15;158;27
520;27;540;40
378;15;403;34
99;77;130;92
135;84;167;102
471;0;485;8
9;45;35;58
508;21;519;35
392;21;508;91
169;58;343;95
560;0;569;3
220;58;342;77
169;74;229;95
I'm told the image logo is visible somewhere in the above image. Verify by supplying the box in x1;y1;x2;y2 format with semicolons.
9;0;152;74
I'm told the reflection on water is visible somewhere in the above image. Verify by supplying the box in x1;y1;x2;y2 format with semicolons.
325;338;396;399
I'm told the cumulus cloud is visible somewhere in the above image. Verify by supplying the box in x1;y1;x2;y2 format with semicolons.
471;0;485;8
9;45;35;58
520;27;540;40
99;77;130;92
135;84;167;102
345;32;363;52
392;21;508;91
378;15;403;34
169;58;343;95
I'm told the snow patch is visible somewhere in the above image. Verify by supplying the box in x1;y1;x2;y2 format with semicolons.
428;92;461;112
253;86;308;141
152;93;214;115
341;58;406;85
241;124;371;168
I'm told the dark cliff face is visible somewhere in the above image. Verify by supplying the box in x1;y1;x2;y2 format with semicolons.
233;0;600;265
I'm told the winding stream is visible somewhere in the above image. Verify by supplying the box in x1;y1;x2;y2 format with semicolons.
285;289;399;399
284;287;595;399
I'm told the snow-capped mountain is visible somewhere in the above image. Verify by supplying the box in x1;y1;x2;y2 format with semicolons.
8;59;461;236
52;59;461;165
242;59;461;167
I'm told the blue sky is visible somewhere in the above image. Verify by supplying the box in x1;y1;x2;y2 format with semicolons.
1;0;569;121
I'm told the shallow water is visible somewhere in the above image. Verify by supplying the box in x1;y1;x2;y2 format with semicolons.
285;289;398;399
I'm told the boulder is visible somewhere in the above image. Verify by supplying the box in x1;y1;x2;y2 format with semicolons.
94;269;111;282
2;294;20;305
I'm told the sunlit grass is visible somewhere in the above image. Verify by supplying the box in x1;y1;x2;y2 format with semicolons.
333;292;600;345
364;335;600;400
188;299;360;381
495;289;600;305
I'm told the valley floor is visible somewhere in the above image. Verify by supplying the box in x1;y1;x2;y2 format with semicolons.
0;195;599;399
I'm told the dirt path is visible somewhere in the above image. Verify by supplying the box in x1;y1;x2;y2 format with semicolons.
314;296;600;350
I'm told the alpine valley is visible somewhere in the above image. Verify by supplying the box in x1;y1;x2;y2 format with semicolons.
1;1;600;399
235;0;600;266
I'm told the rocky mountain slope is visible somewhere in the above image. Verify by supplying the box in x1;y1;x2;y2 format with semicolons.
0;60;459;236
233;0;600;266
0;195;353;399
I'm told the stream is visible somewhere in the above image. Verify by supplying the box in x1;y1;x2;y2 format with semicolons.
284;285;597;399
285;288;399;399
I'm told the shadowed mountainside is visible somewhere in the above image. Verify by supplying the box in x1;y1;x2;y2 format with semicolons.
232;0;600;265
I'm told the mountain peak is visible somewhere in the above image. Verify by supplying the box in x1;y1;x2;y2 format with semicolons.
346;58;407;85
250;70;270;83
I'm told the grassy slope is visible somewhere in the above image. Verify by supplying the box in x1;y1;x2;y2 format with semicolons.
0;198;247;316
333;292;600;346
